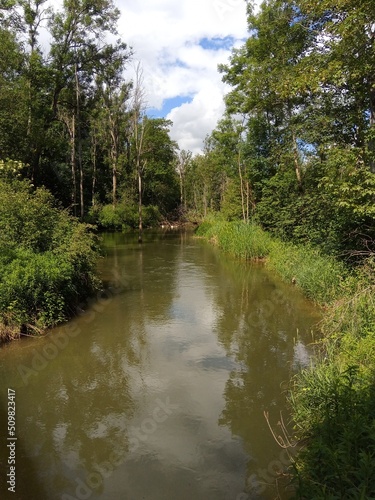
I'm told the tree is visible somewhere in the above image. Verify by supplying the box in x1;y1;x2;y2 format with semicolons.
94;45;132;206
0;27;28;161
175;149;192;211
129;62;148;242
49;0;125;218
142;118;179;214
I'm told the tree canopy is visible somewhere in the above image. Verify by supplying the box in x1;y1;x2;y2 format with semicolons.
183;0;375;260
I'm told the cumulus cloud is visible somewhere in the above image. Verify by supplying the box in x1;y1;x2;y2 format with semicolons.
117;0;249;154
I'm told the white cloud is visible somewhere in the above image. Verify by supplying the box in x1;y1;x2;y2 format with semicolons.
117;0;249;154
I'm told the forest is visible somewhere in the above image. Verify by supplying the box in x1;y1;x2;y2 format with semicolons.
186;0;375;261
1;0;375;497
2;0;374;256
0;0;180;228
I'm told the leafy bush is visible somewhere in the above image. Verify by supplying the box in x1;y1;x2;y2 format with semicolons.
0;176;99;341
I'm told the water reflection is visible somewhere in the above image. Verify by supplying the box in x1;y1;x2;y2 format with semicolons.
195;244;320;497
0;231;320;500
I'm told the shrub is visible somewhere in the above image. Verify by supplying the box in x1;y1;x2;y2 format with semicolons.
0;177;100;341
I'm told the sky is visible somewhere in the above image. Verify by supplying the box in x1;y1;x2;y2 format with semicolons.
115;0;250;154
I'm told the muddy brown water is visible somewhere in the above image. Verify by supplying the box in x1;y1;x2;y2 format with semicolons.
0;231;320;500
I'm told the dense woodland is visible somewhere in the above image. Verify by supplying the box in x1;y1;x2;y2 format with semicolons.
1;0;375;260
0;0;180;231
185;0;375;261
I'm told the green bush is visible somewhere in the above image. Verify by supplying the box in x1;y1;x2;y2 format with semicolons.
0;176;99;340
97;204;126;230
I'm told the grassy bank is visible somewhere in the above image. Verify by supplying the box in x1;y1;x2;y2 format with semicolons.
0;171;100;343
196;219;375;498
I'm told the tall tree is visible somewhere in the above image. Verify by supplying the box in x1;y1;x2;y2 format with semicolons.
94;45;132;206
175;149;192;211
130;63;148;242
49;0;125;218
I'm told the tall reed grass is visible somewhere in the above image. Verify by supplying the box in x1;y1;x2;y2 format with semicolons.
196;220;273;260
196;219;345;305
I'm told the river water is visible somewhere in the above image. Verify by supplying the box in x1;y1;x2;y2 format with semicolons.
0;231;320;500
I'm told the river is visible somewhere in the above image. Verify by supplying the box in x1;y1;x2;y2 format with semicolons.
0;231;320;500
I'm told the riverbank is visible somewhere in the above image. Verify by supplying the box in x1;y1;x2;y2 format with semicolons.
196;219;375;498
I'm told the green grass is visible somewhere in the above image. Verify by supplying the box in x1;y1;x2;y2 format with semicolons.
196;218;345;305
196;220;273;260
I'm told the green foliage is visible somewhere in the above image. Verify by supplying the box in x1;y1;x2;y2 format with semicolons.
290;337;375;498
220;178;245;221
96;203;162;231
196;220;273;260
321;260;375;339
197;219;346;304
267;241;346;304
0;177;99;340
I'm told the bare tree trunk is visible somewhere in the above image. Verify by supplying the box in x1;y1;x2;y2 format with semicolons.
369;88;375;173
138;166;143;243
246;181;250;223
179;171;183;206
238;149;246;222
112;163;117;206
110;125;118;205
75;63;84;219
71;113;77;217
91;133;97;207
203;184;208;217
131;63;148;242
292;130;303;191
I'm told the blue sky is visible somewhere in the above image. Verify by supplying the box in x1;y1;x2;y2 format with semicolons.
198;36;238;51
148;96;194;119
